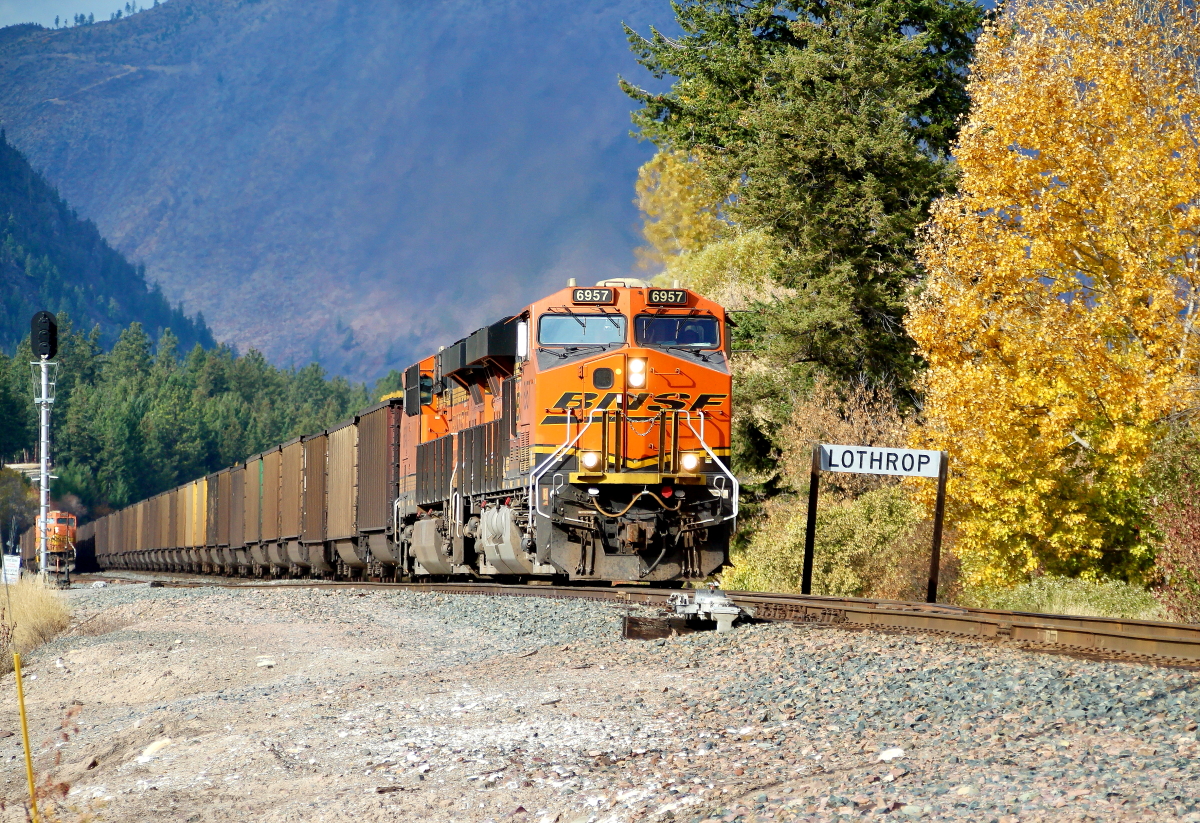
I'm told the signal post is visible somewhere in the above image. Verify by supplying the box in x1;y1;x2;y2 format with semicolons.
30;311;58;578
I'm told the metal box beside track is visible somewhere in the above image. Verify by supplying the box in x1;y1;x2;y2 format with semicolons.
20;525;33;564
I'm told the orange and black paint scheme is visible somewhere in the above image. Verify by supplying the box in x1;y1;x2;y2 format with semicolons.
396;279;737;583
23;510;77;573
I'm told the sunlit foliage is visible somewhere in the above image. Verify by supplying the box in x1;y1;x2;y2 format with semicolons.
908;0;1200;586
634;151;727;270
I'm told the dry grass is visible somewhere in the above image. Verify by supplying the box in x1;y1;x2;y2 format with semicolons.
960;576;1167;621
0;575;72;674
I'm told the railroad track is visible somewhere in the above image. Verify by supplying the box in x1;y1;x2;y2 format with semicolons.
82;572;1200;668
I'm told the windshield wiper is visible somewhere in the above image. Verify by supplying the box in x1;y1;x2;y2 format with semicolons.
538;344;609;359
595;307;622;329
663;345;715;362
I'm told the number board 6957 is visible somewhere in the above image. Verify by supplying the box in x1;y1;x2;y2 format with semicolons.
646;289;689;306
572;288;616;305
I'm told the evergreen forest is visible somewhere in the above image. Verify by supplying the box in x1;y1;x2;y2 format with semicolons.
0;318;395;517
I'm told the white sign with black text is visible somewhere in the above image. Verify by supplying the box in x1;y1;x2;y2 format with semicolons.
819;444;942;478
2;554;20;584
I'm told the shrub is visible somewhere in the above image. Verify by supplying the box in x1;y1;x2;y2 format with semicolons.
1152;472;1200;623
722;485;929;598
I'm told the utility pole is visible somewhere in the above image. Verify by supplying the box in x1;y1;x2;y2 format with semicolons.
30;311;58;578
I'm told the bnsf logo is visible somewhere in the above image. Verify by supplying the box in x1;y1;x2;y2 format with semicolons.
549;391;727;413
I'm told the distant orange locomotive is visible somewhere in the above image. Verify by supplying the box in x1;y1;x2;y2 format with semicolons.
78;278;738;583
19;510;76;573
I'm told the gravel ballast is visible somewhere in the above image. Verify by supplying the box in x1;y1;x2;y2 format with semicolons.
0;581;1196;822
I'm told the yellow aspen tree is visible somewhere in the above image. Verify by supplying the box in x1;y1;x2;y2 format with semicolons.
908;0;1200;586
634;151;726;269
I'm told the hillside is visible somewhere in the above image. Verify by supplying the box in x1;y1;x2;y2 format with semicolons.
0;129;213;353
0;0;662;380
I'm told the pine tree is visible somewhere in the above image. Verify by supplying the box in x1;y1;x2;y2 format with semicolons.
622;0;982;385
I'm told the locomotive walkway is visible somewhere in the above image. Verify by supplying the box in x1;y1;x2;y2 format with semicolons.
0;581;1197;822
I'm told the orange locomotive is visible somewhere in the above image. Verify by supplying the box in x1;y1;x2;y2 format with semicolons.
20;510;77;573
396;278;737;582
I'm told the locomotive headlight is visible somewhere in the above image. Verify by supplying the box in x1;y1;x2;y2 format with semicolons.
628;358;647;388
680;453;701;472
581;451;602;470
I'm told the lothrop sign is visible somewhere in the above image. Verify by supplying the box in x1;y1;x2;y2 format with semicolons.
819;445;942;478
804;442;950;604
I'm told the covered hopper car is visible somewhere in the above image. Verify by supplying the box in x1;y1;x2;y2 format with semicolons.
63;278;739;583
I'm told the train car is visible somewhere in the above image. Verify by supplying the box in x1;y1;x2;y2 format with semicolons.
350;398;405;575
19;510;79;575
91;278;737;584
326;420;359;573
394;279;736;582
230;463;247;573
279;437;304;571
300;433;331;573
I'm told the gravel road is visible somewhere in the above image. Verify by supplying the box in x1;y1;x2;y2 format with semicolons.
0;581;1197;822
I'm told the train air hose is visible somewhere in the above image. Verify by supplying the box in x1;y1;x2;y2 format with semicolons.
590;489;681;518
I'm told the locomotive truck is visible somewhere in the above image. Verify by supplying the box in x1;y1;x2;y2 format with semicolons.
66;278;738;584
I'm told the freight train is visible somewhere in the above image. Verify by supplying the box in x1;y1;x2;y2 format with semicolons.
37;279;738;584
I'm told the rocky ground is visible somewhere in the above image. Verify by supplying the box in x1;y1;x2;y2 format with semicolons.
0;580;1197;823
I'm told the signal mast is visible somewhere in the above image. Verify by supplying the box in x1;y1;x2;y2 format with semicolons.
30;311;58;578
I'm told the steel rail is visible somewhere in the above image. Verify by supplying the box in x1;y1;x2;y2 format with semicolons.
87;573;1200;667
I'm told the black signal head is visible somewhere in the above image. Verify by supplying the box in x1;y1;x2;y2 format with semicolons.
30;310;57;359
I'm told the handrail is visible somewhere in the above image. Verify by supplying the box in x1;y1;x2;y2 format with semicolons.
529;408;602;520
681;410;739;523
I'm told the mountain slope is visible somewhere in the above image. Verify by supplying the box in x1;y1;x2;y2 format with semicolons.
0;0;663;379
0;129;213;353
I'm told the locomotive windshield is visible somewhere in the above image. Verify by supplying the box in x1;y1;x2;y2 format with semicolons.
538;313;626;347
635;315;720;349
